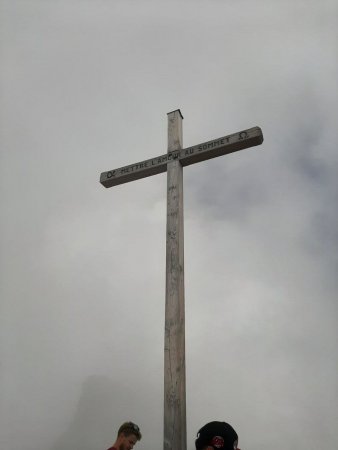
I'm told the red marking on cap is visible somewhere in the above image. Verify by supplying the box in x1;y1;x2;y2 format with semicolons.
211;436;224;448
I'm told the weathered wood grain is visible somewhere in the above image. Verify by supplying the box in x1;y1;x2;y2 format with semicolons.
100;126;263;188
164;110;186;450
99;111;264;450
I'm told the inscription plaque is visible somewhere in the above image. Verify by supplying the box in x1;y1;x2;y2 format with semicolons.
100;126;263;188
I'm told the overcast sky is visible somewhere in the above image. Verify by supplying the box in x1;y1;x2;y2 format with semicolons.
1;1;337;450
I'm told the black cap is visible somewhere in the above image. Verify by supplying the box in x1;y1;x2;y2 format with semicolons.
195;421;238;450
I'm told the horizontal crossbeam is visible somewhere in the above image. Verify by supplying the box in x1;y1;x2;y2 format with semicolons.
100;126;263;188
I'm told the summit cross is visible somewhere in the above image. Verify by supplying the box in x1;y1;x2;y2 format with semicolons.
99;110;263;450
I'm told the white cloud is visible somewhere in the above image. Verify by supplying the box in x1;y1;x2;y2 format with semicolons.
1;1;337;450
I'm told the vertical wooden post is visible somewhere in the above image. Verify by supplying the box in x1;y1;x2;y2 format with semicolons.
100;110;263;450
164;109;186;450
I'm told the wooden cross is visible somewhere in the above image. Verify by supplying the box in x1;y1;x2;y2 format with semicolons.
100;110;263;450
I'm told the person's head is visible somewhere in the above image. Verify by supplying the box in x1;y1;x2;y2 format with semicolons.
195;421;239;450
116;422;142;450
